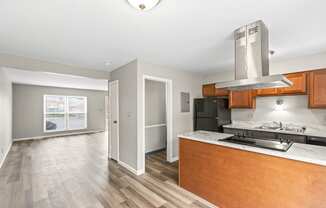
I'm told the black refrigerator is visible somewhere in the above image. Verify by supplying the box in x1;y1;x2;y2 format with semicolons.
194;98;231;132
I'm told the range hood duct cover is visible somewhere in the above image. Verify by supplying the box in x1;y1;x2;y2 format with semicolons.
215;20;292;90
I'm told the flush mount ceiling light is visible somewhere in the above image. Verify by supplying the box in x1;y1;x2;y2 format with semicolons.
104;61;112;66
127;0;161;11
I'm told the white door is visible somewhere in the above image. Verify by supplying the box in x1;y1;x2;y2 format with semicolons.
109;80;119;161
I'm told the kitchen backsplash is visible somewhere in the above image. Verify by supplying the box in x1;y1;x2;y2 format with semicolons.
232;95;326;128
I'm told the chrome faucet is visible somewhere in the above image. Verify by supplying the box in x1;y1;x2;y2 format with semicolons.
279;121;283;130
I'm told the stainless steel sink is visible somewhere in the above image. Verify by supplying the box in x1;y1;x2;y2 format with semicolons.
255;122;306;133
255;126;280;130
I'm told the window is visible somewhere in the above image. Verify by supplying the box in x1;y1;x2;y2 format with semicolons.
44;95;87;132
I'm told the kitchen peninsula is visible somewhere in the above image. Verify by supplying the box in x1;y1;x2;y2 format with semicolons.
178;131;326;208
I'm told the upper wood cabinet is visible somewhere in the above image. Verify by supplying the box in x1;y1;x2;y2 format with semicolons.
255;72;307;97
308;69;326;108
202;84;216;97
229;90;256;109
202;84;229;97
256;88;278;96
278;72;307;95
215;88;229;96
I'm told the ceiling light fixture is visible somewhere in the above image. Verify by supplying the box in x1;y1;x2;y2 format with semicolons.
127;0;161;11
105;61;112;66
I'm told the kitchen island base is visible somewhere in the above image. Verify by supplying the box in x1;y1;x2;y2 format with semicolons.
179;138;326;208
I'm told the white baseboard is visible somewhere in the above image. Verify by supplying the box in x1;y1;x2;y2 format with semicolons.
0;142;12;169
118;160;144;176
13;130;105;142
170;156;179;162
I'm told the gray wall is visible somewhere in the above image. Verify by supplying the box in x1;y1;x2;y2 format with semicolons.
110;60;138;170
12;84;107;139
110;60;203;172
145;80;166;153
137;62;203;170
0;68;12;166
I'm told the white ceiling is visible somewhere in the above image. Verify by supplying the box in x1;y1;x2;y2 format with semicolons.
0;0;326;73
5;68;108;91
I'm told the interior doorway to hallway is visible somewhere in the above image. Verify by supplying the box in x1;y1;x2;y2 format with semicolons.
143;75;173;174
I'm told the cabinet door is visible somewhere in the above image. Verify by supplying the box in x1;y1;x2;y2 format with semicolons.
202;84;215;97
203;84;229;97
256;88;278;96
229;90;256;108
309;69;326;108
278;72;307;95
215;88;229;96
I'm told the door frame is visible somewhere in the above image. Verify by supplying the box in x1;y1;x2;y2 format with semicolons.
108;80;119;162
142;75;173;167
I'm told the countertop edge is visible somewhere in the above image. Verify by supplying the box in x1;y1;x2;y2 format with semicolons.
178;131;326;167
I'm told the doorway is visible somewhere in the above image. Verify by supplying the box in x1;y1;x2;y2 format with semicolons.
108;80;119;161
143;75;173;173
145;79;167;157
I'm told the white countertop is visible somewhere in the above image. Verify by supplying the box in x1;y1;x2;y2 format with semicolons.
223;123;326;138
178;131;326;167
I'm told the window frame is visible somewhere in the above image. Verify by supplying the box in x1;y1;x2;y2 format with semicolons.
43;95;88;133
66;96;88;131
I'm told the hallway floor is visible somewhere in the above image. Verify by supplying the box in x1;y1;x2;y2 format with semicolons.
0;132;214;208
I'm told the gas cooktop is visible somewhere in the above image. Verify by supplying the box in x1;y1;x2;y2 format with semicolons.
220;136;293;152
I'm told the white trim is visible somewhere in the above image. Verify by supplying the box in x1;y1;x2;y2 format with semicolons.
108;80;119;162
0;142;12;169
142;75;173;171
145;123;166;128
170;156;179;162
13;130;104;142
118;160;144;176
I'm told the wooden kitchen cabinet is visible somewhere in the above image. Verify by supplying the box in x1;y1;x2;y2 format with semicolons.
179;138;326;208
202;84;229;97
256;88;278;96
255;72;307;97
278;72;307;95
308;69;326;108
215;87;229;96
229;90;256;108
202;84;215;97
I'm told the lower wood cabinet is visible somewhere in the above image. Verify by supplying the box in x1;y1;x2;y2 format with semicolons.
179;138;326;208
309;69;326;108
229;90;256;108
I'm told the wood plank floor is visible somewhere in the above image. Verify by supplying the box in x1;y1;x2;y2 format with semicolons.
0;132;215;208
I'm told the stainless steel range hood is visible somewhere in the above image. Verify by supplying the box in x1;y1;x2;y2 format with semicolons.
215;20;292;90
